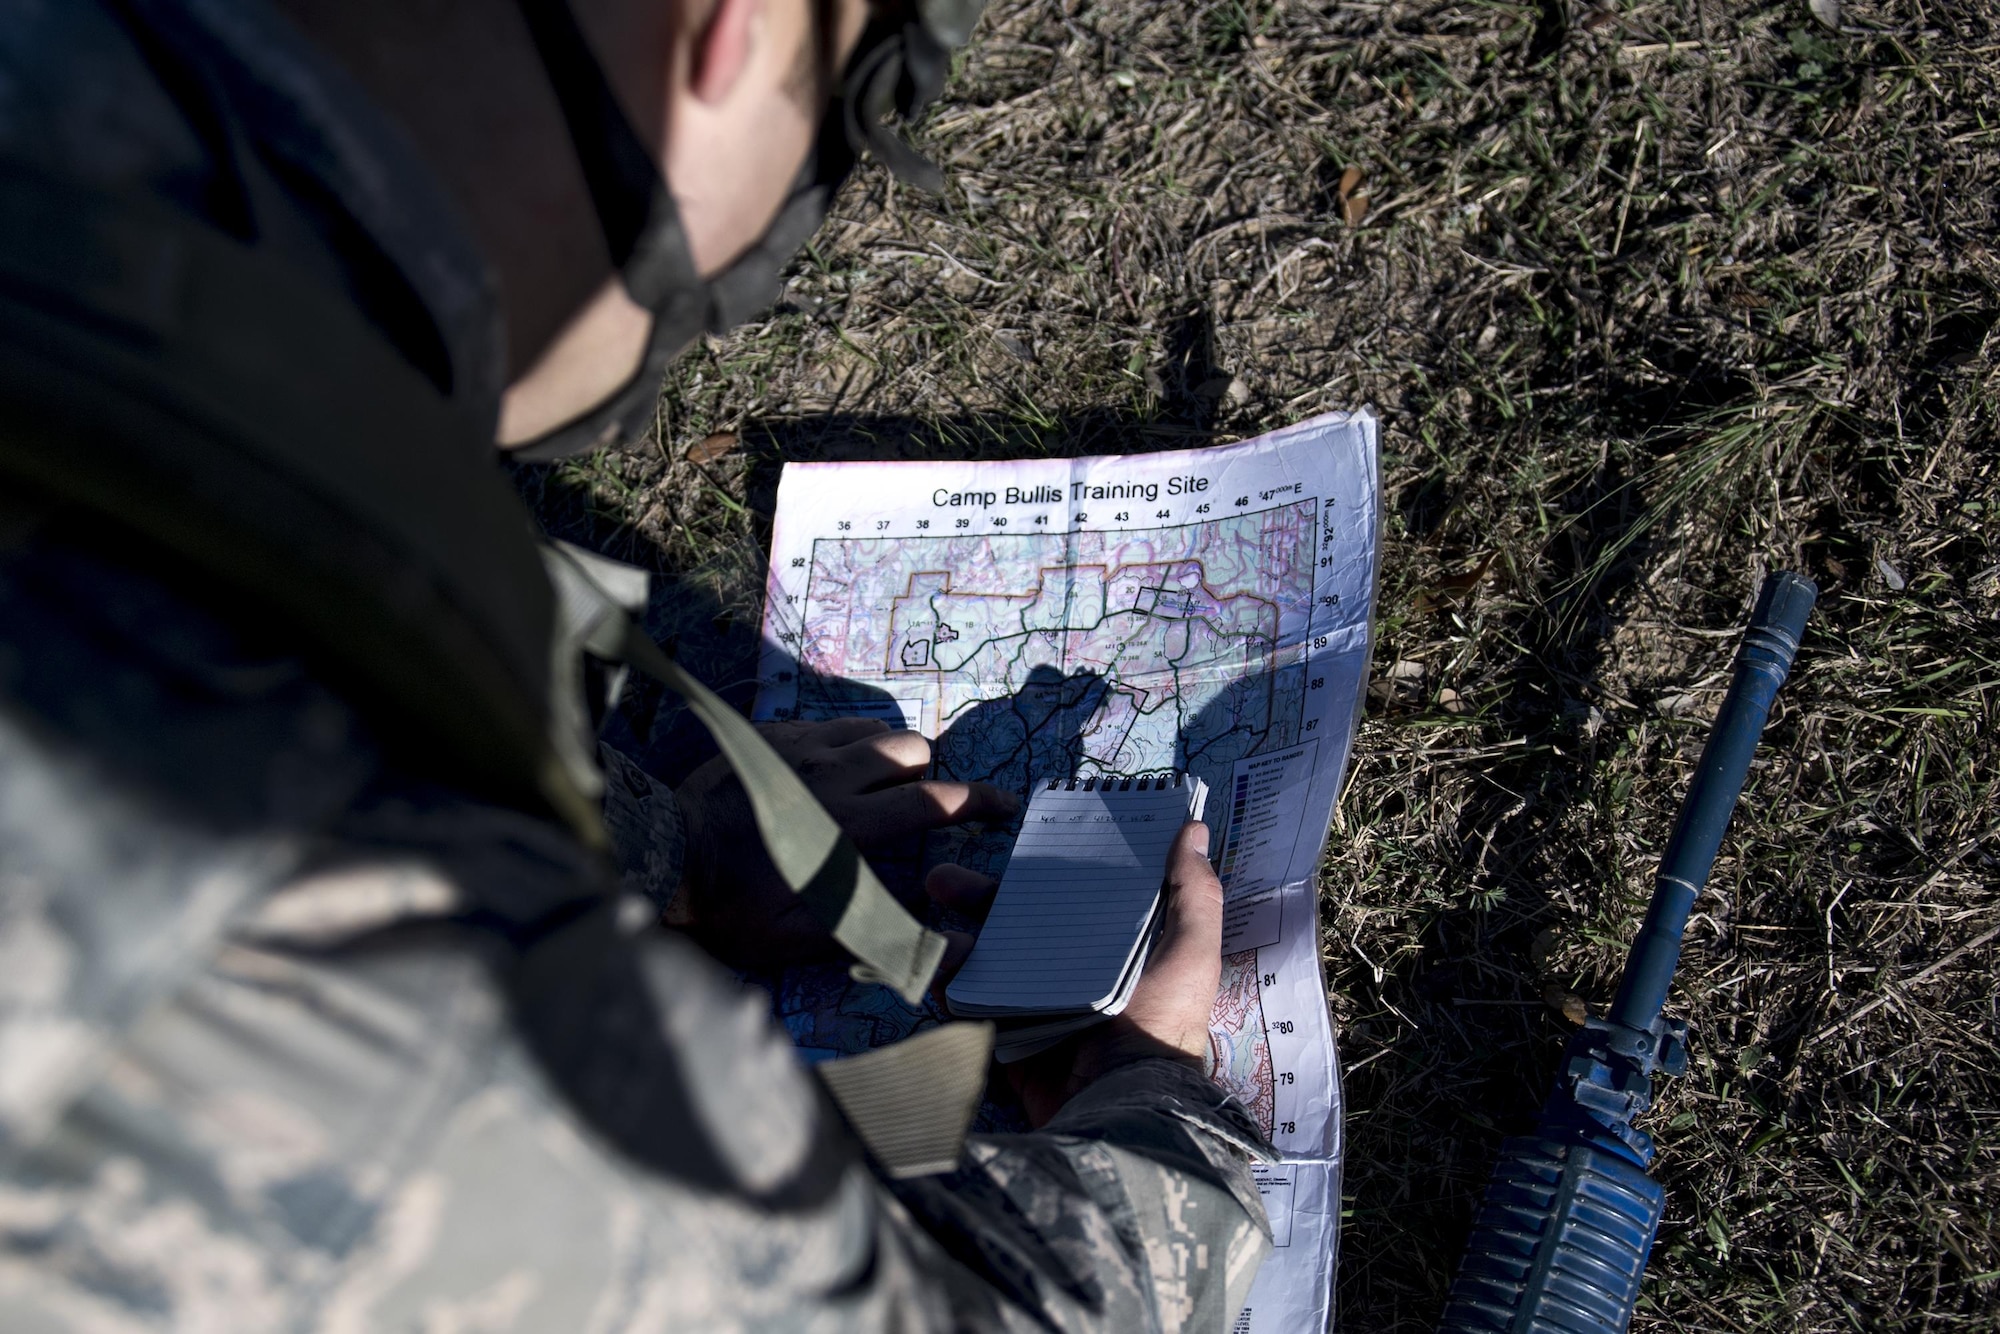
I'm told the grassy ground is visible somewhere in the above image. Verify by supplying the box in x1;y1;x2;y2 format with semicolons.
519;0;1998;1327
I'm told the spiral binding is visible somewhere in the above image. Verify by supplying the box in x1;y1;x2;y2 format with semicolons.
1044;772;1186;791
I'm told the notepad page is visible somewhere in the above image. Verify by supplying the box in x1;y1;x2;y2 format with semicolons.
947;776;1203;1016
988;914;1164;1062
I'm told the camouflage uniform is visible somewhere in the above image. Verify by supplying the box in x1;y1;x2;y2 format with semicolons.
0;2;1272;1330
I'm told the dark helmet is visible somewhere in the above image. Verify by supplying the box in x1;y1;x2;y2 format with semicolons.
0;0;984;835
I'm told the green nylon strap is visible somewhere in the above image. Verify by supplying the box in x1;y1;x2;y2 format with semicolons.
618;621;988;1173
815;1020;993;1178
613;624;949;1007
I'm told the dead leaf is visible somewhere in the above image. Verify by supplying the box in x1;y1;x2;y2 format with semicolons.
1545;984;1589;1026
1448;551;1498;592
1413;551;1498;614
1367;659;1426;708
1657;691;1700;717
1583;8;1619;30
1334;167;1370;226
1529;928;1559;969
1808;0;1841;31
687;432;738;465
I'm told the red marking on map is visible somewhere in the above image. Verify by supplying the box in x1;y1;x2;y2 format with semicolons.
1208;948;1275;1137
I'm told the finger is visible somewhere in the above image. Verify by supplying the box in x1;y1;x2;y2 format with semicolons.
930;929;978;998
1118;822;1223;1062
924;863;998;914
825;728;933;791
841;780;1020;846
749;719;823;754
1150;821;1224;980
797;716;892;748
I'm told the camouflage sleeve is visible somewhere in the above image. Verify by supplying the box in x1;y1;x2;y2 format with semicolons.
593;739;1275;1329
0;757;1268;1333
889;1058;1275;1332
597;741;689;921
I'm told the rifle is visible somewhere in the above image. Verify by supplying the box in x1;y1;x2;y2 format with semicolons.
1437;571;1818;1334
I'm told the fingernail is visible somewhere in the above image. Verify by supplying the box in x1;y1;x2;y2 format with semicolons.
1190;821;1210;856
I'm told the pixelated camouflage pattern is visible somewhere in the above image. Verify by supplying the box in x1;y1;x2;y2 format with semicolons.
0;515;1271;1332
599;743;690;920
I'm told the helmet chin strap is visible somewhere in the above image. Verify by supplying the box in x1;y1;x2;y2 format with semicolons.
503;0;990;461
505;0;711;459
507;1;704;312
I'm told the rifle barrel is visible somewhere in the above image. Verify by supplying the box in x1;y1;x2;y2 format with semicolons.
1606;572;1818;1035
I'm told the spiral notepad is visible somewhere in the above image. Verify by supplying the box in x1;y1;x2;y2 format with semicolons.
946;773;1208;1061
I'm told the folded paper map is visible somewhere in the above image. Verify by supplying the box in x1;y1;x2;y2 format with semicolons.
753;409;1380;1333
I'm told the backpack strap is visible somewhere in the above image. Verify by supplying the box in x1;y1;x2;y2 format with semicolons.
815;1021;993;1179
543;544;992;1177
542;543;952;1007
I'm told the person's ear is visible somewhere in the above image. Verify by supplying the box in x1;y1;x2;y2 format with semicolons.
691;0;763;105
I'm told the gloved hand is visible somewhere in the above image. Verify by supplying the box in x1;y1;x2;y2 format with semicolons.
672;716;1013;968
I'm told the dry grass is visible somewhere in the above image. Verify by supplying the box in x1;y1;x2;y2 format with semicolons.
516;0;2000;1326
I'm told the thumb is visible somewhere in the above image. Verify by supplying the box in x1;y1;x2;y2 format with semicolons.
1119;821;1224;1062
1154;820;1224;981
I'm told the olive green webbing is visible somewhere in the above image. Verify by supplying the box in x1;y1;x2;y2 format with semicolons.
543;544;984;1171
614;624;949;1008
813;1020;993;1178
619;627;991;1175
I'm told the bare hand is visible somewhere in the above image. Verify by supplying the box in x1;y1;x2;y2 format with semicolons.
1007;821;1224;1126
673;717;1014;968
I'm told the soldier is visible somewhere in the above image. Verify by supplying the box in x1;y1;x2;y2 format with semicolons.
0;1;1274;1330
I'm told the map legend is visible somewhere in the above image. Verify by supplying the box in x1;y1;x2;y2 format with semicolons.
1216;739;1320;898
1218;770;1253;883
